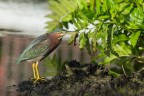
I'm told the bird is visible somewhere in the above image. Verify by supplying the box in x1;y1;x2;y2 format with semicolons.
16;32;66;82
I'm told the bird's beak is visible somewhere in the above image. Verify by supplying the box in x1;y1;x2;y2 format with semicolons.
58;33;65;40
59;31;78;39
60;33;65;36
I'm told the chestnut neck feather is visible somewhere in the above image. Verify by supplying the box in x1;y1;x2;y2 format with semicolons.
39;33;62;61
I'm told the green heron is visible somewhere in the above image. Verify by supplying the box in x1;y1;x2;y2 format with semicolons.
16;32;66;82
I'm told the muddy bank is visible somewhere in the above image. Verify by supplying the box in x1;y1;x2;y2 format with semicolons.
16;60;144;96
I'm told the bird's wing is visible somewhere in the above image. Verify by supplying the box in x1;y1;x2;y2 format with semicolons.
16;33;50;64
26;33;48;48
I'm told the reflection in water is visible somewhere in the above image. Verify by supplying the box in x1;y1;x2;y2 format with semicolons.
0;34;91;95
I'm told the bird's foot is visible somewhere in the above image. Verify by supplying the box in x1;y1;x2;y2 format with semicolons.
34;77;45;83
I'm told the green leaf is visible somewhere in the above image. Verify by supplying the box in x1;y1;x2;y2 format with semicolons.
109;70;120;77
92;33;97;52
44;54;65;76
113;34;129;44
130;31;141;47
72;17;81;29
113;43;132;56
79;32;87;49
85;32;92;54
91;52;105;62
90;0;96;11
121;3;133;15
126;22;141;29
96;0;101;14
46;0;78;32
68;32;78;45
106;24;113;56
62;14;72;22
103;54;117;64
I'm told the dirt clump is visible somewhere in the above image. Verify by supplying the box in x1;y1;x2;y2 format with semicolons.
16;60;144;96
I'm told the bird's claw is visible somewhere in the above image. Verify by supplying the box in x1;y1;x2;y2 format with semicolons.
33;77;46;83
29;77;45;83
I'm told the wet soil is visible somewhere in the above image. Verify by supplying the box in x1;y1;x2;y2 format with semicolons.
16;60;144;96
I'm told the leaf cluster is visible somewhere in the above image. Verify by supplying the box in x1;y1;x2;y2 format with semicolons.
46;0;144;75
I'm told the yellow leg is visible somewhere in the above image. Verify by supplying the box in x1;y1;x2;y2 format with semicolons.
33;61;45;83
35;61;40;80
32;63;36;79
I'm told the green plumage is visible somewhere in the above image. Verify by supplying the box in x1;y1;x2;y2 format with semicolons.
16;31;75;65
16;32;67;82
16;33;50;64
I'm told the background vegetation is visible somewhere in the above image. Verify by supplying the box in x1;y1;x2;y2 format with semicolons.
46;0;144;76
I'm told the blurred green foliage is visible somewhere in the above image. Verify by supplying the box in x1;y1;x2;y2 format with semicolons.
46;0;144;76
44;54;66;76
